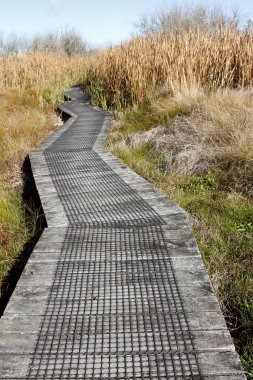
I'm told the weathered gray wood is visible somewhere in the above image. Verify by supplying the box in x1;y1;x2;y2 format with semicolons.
0;86;246;379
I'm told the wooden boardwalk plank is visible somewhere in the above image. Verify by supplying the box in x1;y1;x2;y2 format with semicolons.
0;87;246;379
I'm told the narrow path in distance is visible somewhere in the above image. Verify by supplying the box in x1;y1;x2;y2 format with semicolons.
0;87;246;379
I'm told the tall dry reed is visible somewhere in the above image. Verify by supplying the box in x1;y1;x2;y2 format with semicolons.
0;52;88;103
84;28;253;108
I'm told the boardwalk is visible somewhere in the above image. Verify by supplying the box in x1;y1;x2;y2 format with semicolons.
0;87;246;379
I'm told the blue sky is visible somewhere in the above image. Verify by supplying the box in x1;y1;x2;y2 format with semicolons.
1;0;253;46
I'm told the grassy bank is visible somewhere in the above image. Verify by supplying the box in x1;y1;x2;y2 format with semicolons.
0;52;86;293
82;27;253;377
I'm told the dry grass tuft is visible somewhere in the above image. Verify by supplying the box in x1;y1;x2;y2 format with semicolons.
112;87;253;197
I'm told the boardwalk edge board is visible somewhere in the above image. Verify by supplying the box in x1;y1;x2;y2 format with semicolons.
0;86;246;379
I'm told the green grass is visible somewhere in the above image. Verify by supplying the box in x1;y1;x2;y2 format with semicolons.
109;101;192;139
108;108;253;378
0;189;30;288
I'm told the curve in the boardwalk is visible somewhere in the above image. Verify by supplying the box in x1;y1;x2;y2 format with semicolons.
26;88;201;379
1;86;242;379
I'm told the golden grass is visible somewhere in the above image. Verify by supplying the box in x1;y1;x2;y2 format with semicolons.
119;88;253;190
0;52;86;94
0;90;61;188
84;28;253;108
0;52;88;193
